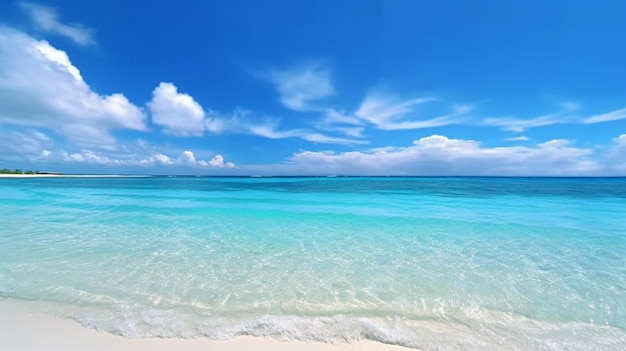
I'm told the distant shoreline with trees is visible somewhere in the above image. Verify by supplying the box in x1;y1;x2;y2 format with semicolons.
1;169;61;175
0;169;62;177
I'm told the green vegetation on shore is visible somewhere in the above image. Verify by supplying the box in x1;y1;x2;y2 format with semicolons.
1;169;40;174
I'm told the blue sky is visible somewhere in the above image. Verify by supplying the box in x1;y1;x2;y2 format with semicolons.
0;0;625;175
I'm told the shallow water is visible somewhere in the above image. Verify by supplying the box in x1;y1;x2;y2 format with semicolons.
1;177;625;350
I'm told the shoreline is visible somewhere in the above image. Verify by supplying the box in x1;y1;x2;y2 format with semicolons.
0;174;150;178
0;299;414;351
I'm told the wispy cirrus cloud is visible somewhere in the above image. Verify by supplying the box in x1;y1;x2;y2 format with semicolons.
504;135;530;142
353;94;471;131
483;105;626;131
299;133;368;145
315;109;366;138
581;108;626;124
18;2;94;46
354;94;435;129
321;108;364;126
246;123;367;145
258;62;334;112
482;114;568;132
245;123;303;139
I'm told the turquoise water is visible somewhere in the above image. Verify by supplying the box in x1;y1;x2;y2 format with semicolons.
1;177;625;350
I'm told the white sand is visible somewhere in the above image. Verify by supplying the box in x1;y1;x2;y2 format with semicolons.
0;300;414;351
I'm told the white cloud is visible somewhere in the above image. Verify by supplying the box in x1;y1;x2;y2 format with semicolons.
245;122;366;145
287;135;599;176
18;2;94;46
43;148;235;169
316;109;366;138
261;63;334;111
148;82;206;136
482;114;567;132
582;108;626;124
139;153;173;166
246;124;303;139
355;94;434;127
606;134;626;172
178;151;235;168
60;149;117;164
323;126;365;138
323;108;363;126
145;91;365;145
483;106;626;131
0;130;53;162
180;150;197;165
0;28;146;146
300;133;368;145
505;135;530;142
203;154;235;168
353;93;466;130
204;108;248;134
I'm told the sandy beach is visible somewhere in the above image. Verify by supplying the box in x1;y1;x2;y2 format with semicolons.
0;300;413;351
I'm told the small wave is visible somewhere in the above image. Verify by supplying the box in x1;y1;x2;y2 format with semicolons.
55;305;625;351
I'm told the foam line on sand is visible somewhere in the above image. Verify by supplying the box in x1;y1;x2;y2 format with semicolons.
0;299;414;351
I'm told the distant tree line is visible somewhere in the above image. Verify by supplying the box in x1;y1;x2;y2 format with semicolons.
0;169;40;174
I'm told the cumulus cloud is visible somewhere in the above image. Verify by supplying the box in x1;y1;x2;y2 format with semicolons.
287;135;600;176
174;151;234;168
260;63;334;111
204;154;235;168
41;148;235;169
179;150;197;164
148;83;206;136
0;28;146;146
18;2;94;46
139;153;173;166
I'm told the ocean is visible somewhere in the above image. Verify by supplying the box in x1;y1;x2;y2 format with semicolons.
0;176;625;350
